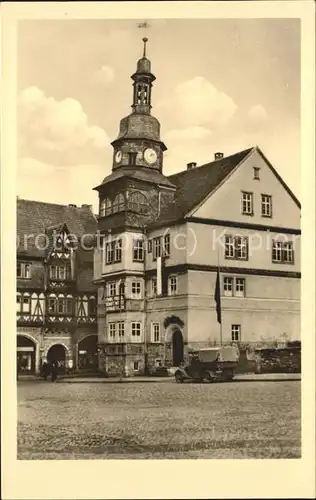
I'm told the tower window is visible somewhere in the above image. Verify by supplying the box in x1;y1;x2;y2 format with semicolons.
113;193;125;213
128;191;148;214
128;152;137;166
137;84;148;105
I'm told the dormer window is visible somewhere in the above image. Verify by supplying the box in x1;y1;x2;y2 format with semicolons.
253;167;260;180
128;152;137;166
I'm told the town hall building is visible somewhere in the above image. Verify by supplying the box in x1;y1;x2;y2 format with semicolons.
92;38;301;376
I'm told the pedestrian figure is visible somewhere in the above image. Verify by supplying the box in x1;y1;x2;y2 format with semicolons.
51;360;59;382
41;361;50;380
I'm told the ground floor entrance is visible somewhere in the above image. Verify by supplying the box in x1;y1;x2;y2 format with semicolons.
77;335;98;372
47;344;67;374
172;329;184;366
17;335;36;374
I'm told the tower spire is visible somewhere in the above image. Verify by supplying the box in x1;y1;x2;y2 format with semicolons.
130;37;156;115
142;37;148;57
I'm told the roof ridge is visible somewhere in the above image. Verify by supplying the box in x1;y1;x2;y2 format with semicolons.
17;198;92;209
167;147;254;180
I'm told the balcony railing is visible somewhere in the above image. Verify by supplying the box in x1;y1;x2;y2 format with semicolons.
104;295;145;312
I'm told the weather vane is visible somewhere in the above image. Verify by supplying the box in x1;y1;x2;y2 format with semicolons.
137;20;151;29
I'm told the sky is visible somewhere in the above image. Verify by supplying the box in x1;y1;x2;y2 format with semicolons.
17;18;301;212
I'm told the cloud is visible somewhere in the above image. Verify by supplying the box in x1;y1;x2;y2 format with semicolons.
166;126;212;142
158;76;237;129
18;86;110;164
18;157;106;212
247;104;268;123
92;65;115;85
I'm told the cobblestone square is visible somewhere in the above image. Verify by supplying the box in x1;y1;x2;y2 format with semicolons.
17;379;301;459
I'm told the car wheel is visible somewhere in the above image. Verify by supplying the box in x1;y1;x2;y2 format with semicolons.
203;372;213;383
175;372;184;383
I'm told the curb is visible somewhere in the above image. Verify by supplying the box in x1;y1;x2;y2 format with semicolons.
18;374;301;384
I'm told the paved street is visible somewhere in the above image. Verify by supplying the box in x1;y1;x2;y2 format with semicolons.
17;379;301;459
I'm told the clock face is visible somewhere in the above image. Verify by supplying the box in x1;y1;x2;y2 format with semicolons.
144;148;157;165
115;150;122;163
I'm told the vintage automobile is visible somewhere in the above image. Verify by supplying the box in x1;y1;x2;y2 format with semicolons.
174;346;240;383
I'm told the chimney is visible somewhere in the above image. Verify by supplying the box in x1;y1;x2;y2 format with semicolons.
187;162;197;170
214;152;224;160
81;204;93;211
68;204;77;208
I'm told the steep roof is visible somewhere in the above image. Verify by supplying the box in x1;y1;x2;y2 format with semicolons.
148;147;253;229
17;199;97;292
94;166;176;190
17;199;97;257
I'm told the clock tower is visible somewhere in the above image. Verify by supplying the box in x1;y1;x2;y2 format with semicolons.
111;37;167;173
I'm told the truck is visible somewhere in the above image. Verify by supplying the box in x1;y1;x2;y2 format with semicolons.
174;346;240;383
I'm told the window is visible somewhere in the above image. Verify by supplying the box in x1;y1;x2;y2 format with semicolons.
155;359;162;367
133;361;140;371
109;322;116;340
55;298;73;314
48;298;57;313
163;234;170;257
151;323;160;342
235;236;248;259
225;236;235;258
128;152;137;166
131;281;141;299
223;277;233;297
253;167;260;180
153;237;161;260
231;324;241;342
50;266;68;280
128;191;148;214
114;239;122;263
241;192;253;215
17;294;31;314
272;240;294;264
108;282;116;297
151;278;157;297
105;240;122;264
168;276;178;295
132;322;141;338
261;194;272;218
147;239;152;253
113;193;125;213
225;236;248;260
223;277;246;297
100;198;111;217
106;241;114;264
17;262;31;279
133;239;144;262
105;198;112;216
100;199;106;217
235;278;245;297
88;297;97;316
118;322;125;338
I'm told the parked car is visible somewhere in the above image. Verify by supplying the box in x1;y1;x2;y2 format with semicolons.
174;346;240;383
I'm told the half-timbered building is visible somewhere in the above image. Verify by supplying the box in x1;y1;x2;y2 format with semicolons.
16;199;98;375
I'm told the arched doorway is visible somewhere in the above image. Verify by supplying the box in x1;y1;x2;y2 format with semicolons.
17;335;36;374
47;344;67;373
172;330;184;366
77;335;98;372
